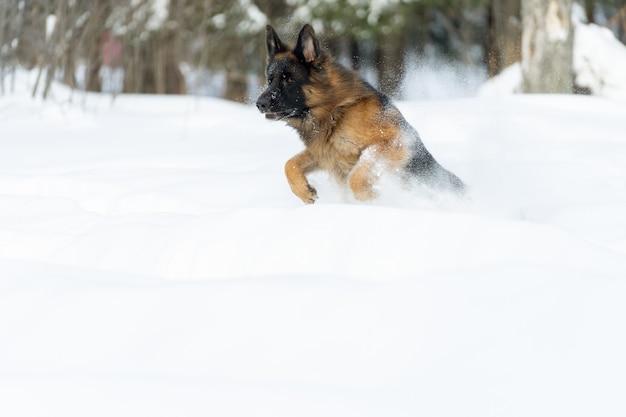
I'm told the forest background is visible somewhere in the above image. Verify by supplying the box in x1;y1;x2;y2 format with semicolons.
0;0;625;102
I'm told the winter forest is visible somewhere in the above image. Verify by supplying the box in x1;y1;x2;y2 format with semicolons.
1;0;625;101
2;2;626;417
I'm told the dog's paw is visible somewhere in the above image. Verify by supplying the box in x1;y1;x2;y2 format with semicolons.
298;184;318;204
292;184;317;204
352;187;376;202
288;180;318;204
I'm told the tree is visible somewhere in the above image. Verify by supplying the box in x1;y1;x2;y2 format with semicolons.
115;0;186;94
487;0;522;77
521;0;574;93
190;0;270;102
220;0;267;102
288;0;419;97
14;0;48;70
83;0;113;92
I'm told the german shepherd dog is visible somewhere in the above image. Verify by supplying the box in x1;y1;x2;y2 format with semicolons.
256;24;465;204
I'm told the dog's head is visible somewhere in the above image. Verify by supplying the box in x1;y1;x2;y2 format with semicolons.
256;24;322;121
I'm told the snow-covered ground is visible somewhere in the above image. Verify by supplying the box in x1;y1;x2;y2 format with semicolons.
1;74;626;417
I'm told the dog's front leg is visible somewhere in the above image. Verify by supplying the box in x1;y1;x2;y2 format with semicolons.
285;150;319;204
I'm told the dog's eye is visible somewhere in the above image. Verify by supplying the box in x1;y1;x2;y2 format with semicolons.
282;74;294;84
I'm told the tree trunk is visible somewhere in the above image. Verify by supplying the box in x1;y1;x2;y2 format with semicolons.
222;33;248;102
122;12;186;95
584;0;594;24
84;1;113;92
157;1;186;95
488;0;522;76
84;33;103;92
62;41;77;89
521;0;574;94
375;31;405;98
223;71;247;102
15;0;47;69
349;38;361;70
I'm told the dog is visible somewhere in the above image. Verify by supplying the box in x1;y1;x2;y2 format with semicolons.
256;24;465;204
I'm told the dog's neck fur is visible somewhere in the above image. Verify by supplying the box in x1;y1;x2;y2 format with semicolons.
287;55;376;144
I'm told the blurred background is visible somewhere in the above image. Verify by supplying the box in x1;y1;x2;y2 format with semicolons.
0;0;624;102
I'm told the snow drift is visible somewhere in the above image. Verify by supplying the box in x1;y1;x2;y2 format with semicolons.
1;73;626;417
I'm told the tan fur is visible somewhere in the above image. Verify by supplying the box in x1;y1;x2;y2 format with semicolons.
284;151;318;204
285;63;410;203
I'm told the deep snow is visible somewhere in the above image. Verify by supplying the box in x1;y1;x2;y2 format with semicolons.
1;75;626;416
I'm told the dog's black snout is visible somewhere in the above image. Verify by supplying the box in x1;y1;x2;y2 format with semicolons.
256;96;270;113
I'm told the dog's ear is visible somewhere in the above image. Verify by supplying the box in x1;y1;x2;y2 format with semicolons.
266;25;286;57
294;24;320;64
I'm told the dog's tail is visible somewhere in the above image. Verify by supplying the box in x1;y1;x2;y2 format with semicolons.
431;163;467;195
407;147;467;195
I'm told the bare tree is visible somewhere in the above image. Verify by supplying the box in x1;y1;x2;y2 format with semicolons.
521;0;574;93
120;0;186;94
15;0;48;70
83;0;113;92
487;0;522;77
374;31;406;98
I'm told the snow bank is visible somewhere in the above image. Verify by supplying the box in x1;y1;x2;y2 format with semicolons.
480;20;626;99
1;82;626;417
574;22;626;98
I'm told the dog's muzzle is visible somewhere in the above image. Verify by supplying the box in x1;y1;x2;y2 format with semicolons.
256;94;297;121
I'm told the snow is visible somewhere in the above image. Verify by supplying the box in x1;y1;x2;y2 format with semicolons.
402;49;487;100
238;0;268;35
574;22;626;98
45;14;56;41
480;18;626;99
146;0;170;31
2;73;626;416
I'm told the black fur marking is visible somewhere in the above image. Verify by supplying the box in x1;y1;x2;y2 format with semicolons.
256;30;313;120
